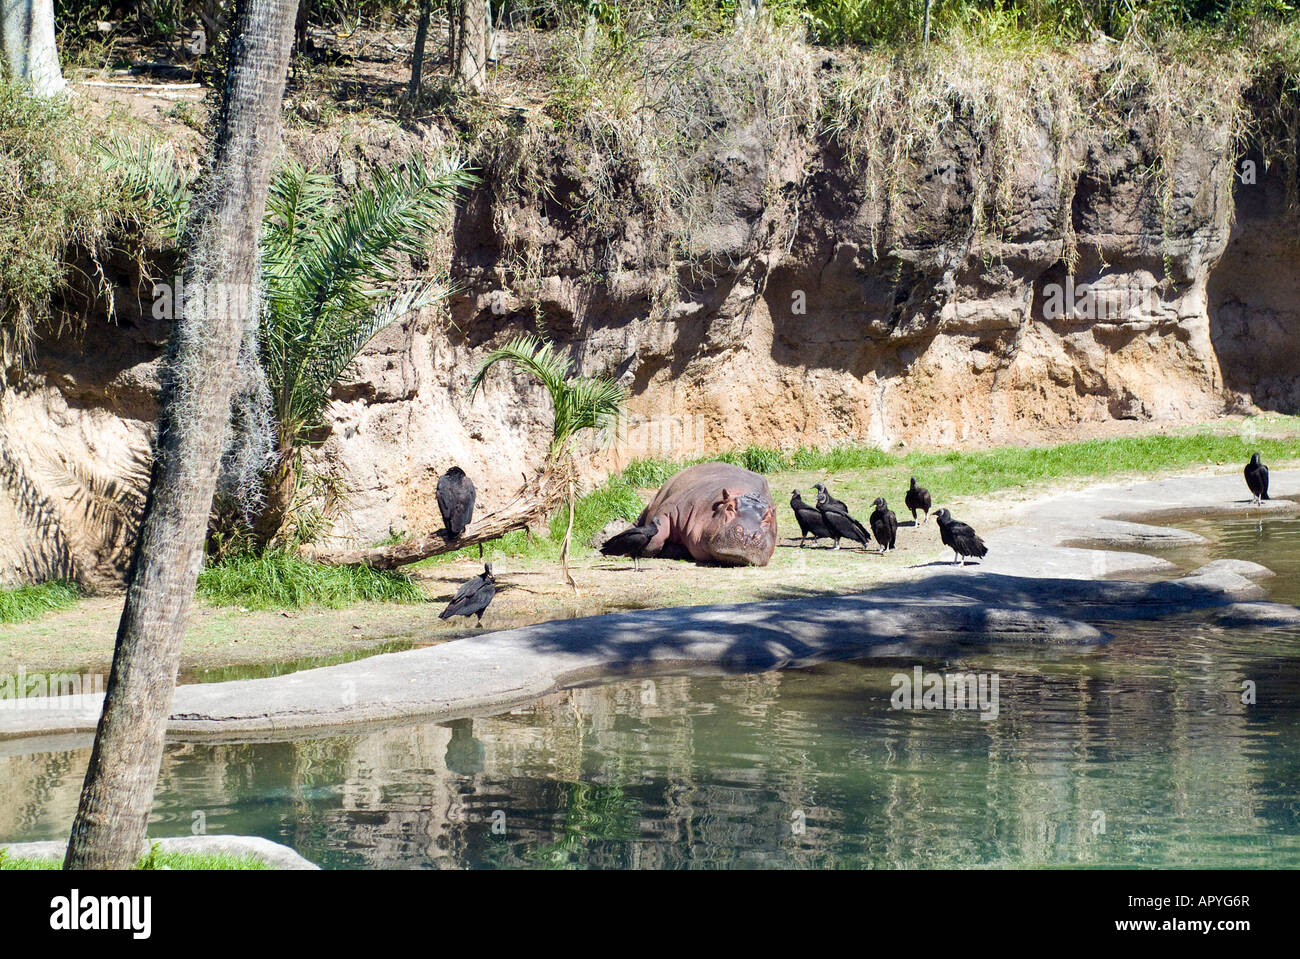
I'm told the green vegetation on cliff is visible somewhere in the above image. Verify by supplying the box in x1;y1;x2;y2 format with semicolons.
0;78;145;369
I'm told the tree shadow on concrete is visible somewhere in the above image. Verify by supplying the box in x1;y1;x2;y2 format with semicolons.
498;568;1292;676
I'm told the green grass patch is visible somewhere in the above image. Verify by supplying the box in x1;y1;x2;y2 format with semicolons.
425;419;1300;567
197;549;424;610
0;846;268;870
624;420;1300;511
896;431;1300;500
549;474;647;547
0;580;80;624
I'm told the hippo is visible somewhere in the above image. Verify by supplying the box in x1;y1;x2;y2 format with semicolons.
636;462;778;566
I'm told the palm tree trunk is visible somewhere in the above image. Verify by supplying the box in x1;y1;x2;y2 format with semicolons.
560;475;577;592
253;437;297;546
63;0;299;871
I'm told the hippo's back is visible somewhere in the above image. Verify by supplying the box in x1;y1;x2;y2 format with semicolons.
639;462;772;523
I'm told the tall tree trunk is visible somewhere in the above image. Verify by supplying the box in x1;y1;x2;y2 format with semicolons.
0;0;66;95
560;475;577;593
446;0;458;70
455;0;490;91
409;0;434;99
734;0;761;27
63;0;300;871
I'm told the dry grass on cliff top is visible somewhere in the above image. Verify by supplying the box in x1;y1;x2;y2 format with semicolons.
0;79;148;370
461;18;1298;301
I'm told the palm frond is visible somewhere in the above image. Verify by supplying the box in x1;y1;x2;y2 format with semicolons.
471;334;571;399
261;154;477;447
263;160;335;263
472;334;627;458
97;137;192;244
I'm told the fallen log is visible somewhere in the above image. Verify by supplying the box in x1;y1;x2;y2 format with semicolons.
298;471;566;570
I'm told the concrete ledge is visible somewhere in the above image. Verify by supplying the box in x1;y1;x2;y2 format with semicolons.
0;835;319;869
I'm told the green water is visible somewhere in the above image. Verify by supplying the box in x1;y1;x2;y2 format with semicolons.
2;517;1298;869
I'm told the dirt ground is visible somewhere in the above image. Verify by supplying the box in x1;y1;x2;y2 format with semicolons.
7;425;1290;678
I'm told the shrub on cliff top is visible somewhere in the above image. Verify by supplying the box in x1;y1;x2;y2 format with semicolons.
0;78;140;371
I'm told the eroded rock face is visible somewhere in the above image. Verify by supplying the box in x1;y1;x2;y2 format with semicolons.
1;69;1297;587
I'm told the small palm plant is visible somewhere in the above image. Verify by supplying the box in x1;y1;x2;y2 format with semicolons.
102;140;477;545
471;335;626;586
256;155;476;542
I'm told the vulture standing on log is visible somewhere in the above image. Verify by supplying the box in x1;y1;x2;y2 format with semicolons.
814;482;871;549
869;497;898;553
439;563;496;625
904;477;932;524
436;466;476;538
600;519;659;571
436;465;478;537
934;509;988;566
790;490;832;546
1245;452;1270;505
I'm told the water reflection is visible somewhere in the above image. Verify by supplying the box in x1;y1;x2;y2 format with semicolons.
3;619;1298;869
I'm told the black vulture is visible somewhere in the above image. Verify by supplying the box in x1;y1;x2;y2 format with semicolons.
437;466;476;538
904;476;931;524
439;562;496;625
790;490;832;547
812;482;848;513
1245;452;1270;505
869;497;898;553
600;519;659;571
814;483;871;549
933;508;988;566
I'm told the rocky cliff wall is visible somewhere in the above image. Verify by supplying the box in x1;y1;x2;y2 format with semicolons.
2;38;1297;587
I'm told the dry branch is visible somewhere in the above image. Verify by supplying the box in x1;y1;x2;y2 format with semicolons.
299;470;566;570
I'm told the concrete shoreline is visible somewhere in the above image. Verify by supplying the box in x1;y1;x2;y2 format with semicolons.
0;469;1295;750
0;835;320;869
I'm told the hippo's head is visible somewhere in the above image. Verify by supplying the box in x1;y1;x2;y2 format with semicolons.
705;488;777;566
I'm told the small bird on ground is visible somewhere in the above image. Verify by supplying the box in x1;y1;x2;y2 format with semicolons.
1245;452;1270;505
439;562;496;626
600;519;659;571
790;490;832;547
814;482;871;549
436;466;476;538
934;509;988;566
869;497;898;553
904;477;932;525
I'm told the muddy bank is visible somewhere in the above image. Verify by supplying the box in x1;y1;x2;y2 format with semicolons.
0;469;1294;748
2;459;1294;677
